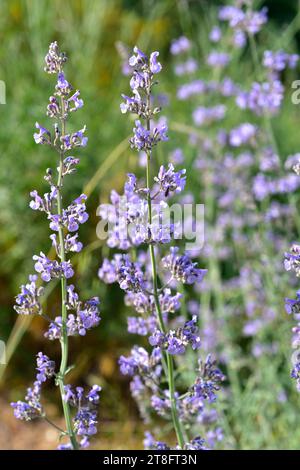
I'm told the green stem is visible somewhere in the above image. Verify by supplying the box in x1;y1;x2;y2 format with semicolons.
145;130;185;447
55;94;79;450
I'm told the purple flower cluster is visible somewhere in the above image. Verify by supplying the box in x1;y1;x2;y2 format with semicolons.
33;252;74;282
191;355;225;403
162;247;207;284
236;80;284;116
193;105;226;126
149;316;201;355
97;163;185;248
61;385;101;446
170;36;191;55
219;2;268;35
174;58;198;76
11;353;55;421
11;381;43;422
14;275;44;316
263;50;298;72
154;163;186;196
253;174;300;201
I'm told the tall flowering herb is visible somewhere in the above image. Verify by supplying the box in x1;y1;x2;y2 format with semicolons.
11;42;101;450
99;47;223;449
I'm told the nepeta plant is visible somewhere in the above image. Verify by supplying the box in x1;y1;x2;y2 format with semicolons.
168;0;300;376
11;42;101;450
99;47;224;449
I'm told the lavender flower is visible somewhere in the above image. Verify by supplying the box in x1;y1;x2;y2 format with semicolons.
149;316;201;355
11;381;43;421
45;287;101;339
191;355;225;403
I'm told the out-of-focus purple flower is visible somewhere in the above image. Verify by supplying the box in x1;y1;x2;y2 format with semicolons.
233;29;246;48
291;362;300;391
207;51;230;68
177;80;206;100
170;36;191;55
236;80;284;116
209;26;222;43
229;123;257;147
174;58;198;76
263;50;299;71
219;4;268;35
98;258;118;284
169;148;184;164
193;105;226;126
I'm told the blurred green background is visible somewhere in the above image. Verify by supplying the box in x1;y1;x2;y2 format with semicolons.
1;0;300;449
